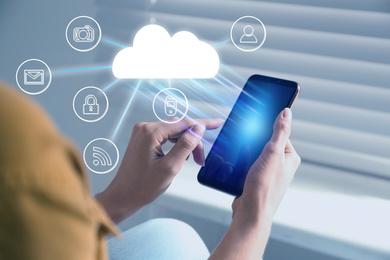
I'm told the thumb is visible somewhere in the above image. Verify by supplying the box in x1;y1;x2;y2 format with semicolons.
164;124;206;170
269;108;292;150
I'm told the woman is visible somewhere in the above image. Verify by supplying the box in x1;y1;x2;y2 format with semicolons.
0;81;300;259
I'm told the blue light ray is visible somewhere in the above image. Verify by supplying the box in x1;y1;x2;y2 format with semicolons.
213;76;241;93
122;80;152;100
151;81;168;92
111;79;143;140
131;82;211;136
187;78;233;106
157;79;228;121
213;39;230;49
177;119;214;148
103;78;121;92
124;80;219;129
52;65;112;74
214;75;255;101
216;74;242;91
219;63;247;83
179;79;229;119
184;79;225;105
102;38;128;49
149;80;221;144
215;74;259;104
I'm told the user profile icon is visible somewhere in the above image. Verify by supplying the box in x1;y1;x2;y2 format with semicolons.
16;59;52;95
231;16;266;52
66;16;101;52
240;25;258;43
73;86;109;122
83;138;119;174
153;88;188;124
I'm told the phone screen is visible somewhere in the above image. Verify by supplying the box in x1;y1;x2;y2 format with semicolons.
198;74;299;196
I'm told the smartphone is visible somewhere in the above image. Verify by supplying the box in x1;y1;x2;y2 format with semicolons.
198;74;300;196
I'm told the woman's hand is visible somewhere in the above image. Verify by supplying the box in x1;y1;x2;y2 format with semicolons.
210;108;301;260
232;108;301;223
96;118;223;223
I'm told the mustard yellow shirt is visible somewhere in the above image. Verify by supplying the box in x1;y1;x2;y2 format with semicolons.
0;81;119;260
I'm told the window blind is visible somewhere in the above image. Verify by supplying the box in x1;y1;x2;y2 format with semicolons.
95;0;390;180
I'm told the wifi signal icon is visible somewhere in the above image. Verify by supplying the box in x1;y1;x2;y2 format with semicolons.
83;138;119;174
92;146;113;166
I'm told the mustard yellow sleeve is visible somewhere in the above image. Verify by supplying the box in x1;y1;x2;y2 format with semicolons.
0;82;118;260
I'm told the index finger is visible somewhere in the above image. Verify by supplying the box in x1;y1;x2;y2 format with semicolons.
155;118;224;139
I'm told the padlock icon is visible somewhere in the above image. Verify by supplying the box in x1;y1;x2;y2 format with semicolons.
83;94;99;115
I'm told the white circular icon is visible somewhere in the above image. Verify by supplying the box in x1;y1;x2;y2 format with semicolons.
66;16;102;52
73;86;109;122
152;88;189;124
83;138;119;174
230;16;266;52
15;59;52;95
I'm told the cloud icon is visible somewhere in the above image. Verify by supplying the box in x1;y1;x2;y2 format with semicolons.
112;25;220;79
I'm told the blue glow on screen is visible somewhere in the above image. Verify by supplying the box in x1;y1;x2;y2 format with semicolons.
242;115;264;137
198;75;297;196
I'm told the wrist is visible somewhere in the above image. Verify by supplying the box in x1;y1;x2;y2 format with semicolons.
95;189;123;224
235;191;275;228
213;204;273;260
95;184;144;224
234;206;273;233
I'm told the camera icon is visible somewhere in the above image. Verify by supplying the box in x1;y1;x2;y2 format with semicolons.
73;25;95;42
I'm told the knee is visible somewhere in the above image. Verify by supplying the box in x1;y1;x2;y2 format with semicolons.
145;218;196;236
109;218;209;260
141;218;210;259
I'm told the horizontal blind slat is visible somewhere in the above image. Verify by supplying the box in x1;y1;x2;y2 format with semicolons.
293;98;390;137
292;120;390;157
294;140;390;178
240;0;390;13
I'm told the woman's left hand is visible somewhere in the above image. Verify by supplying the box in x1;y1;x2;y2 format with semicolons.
96;118;223;223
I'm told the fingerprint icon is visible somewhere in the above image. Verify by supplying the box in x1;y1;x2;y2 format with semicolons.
92;146;113;166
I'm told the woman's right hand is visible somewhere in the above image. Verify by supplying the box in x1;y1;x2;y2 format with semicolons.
210;108;301;260
232;108;301;224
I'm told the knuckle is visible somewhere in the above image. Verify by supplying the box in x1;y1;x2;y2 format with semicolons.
279;121;291;136
178;118;192;129
180;136;196;151
133;122;144;131
140;123;155;137
133;122;156;138
180;118;191;125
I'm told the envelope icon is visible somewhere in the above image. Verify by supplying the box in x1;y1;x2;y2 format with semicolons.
24;69;44;85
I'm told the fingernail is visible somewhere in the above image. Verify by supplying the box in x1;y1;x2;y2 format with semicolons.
282;108;292;120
